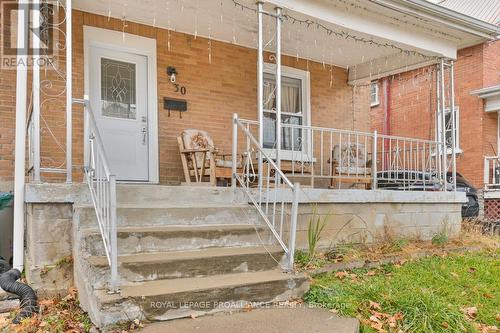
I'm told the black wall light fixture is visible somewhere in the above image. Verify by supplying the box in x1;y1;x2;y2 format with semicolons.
167;66;178;83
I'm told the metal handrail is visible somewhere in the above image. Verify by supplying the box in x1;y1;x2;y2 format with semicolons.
80;98;119;293
232;114;299;271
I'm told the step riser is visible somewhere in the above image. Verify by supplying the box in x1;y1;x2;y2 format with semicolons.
88;252;284;289
99;277;309;324
83;229;273;256
77;207;260;229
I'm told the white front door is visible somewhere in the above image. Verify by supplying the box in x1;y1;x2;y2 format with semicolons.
89;46;149;181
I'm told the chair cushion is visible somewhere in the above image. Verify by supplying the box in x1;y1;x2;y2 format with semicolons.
181;129;215;166
332;143;371;168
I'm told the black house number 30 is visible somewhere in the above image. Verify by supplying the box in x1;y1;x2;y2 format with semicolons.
173;84;187;95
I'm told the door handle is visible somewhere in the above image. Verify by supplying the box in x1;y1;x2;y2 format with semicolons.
141;126;147;144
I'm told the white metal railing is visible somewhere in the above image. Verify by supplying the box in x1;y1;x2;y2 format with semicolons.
79;98;119;293
484;156;500;190
239;120;447;191
232;114;299;271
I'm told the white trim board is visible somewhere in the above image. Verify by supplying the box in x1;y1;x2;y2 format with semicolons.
261;63;312;161
83;26;159;183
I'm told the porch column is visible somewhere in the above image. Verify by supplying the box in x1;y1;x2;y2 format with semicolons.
449;61;457;191
13;0;29;271
257;1;264;199
66;0;72;183
275;7;282;170
32;0;41;183
440;60;447;190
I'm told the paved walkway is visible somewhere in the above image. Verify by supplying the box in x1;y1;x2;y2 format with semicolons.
139;305;359;333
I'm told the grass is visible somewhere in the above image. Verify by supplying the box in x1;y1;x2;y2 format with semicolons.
304;251;500;333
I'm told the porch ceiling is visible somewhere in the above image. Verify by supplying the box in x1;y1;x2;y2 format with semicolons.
74;0;497;84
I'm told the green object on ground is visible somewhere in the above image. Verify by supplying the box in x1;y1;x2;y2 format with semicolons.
0;193;13;211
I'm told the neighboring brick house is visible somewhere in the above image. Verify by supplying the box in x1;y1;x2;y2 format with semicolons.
370;0;500;218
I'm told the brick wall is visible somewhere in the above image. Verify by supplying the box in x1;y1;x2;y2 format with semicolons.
0;10;370;185
0;66;16;191
483;40;500;88
370;43;497;188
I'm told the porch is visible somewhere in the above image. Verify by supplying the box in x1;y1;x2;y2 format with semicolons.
10;0;479;327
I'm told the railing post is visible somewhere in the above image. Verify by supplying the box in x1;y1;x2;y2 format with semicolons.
108;174;119;293
232;113;238;193
484;158;489;190
372;131;378;190
287;183;300;271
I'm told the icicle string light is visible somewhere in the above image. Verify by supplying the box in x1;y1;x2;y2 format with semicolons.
208;19;212;64
230;0;439;62
121;16;128;42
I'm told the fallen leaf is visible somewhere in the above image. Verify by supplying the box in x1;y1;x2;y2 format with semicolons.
496;314;500;321
393;312;404;321
39;299;55;307
366;270;376;276
483;293;493;299
462;306;478;319
190;314;197;319
335;271;348;279
469;267;477;273
369;315;382;323
441;322;449;328
451;272;459;278
369;300;381;310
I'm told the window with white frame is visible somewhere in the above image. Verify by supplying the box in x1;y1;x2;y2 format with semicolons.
370;81;379;107
262;65;310;157
438;106;460;152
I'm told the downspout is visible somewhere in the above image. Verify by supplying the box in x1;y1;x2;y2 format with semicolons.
13;0;29;273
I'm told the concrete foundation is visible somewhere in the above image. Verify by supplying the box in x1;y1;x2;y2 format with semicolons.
22;183;465;327
25;203;74;296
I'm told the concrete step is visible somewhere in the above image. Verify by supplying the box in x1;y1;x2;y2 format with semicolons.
82;225;273;256
86;246;285;289
92;270;309;326
77;185;248;206
75;204;260;229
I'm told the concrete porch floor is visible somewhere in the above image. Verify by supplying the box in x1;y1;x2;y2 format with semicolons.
138;306;360;333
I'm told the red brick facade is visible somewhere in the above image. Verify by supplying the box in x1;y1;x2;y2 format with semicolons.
1;9;496;190
0;10;370;189
371;41;500;189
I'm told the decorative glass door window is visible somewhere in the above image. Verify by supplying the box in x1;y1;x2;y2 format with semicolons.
101;57;137;119
263;73;303;151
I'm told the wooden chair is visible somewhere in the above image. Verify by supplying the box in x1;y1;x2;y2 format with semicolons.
329;143;372;189
178;129;239;186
